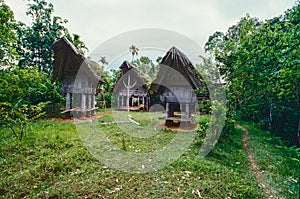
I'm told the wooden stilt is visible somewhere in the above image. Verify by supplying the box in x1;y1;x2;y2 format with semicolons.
87;94;91;117
186;103;190;119
91;94;95;115
66;93;71;110
166;102;169;118
81;93;86;117
65;92;71;118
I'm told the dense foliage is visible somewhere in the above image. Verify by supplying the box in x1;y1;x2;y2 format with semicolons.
0;0;87;139
0;0;18;65
0;67;62;139
205;4;300;146
16;0;87;75
132;56;159;80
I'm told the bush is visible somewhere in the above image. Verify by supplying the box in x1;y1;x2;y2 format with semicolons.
0;67;63;140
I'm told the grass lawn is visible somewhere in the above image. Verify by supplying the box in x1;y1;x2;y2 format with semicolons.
240;122;300;198
0;110;298;198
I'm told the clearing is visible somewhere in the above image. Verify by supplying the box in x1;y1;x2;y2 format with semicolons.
0;111;299;198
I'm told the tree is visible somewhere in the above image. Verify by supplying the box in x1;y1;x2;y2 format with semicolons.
0;67;62;140
17;0;87;75
0;0;18;66
0;101;47;141
205;5;300;146
65;33;88;55
87;56;103;76
97;69;120;109
156;56;162;64
132;56;158;80
98;56;108;67
129;45;139;62
17;0;65;73
97;56;108;73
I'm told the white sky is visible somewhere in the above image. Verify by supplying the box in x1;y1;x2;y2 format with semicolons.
5;0;296;59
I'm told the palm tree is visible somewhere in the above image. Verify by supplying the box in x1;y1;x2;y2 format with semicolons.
97;56;108;74
129;45;139;62
98;56;108;67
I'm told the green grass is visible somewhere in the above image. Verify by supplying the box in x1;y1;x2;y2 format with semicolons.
241;122;300;199
0;112;297;198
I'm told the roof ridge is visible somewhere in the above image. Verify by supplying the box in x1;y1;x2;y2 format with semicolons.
151;46;204;90
53;37;103;82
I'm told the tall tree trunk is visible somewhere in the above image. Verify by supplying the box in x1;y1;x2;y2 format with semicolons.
297;119;300;147
295;79;300;147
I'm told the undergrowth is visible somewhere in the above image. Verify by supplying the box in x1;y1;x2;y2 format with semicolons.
0;112;297;198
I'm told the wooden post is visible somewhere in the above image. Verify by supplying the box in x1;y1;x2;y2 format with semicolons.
82;93;86;117
166;102;169;118
126;94;129;109
145;96;148;111
66;93;71;110
92;94;95;115
121;95;124;107
186;103;190;119
138;96;140;107
87;94;92;117
118;95;120;107
90;93;94;109
66;92;71;118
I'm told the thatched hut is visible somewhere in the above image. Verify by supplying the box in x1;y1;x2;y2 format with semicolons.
150;47;208;127
52;37;104;117
114;61;149;111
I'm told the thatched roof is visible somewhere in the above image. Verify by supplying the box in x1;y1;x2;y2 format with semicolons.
119;60;135;74
150;47;206;93
52;37;103;82
114;61;149;94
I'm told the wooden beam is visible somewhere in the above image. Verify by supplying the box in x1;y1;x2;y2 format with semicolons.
61;107;81;113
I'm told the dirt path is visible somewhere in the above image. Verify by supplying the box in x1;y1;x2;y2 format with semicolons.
236;124;282;199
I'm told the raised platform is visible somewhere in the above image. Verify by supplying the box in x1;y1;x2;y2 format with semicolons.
165;116;196;127
115;106;142;111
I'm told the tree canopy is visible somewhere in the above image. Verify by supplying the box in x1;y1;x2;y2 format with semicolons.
205;3;300;146
0;0;88;139
0;0;18;66
16;0;87;75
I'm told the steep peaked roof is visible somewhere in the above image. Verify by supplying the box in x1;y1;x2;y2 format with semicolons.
114;61;149;93
151;47;205;92
118;61;149;85
119;60;134;74
161;46;192;67
52;37;102;82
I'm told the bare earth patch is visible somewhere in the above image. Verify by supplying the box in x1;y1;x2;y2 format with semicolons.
154;121;198;131
51;112;104;123
237;124;282;199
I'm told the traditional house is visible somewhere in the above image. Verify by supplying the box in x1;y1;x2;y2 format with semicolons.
114;61;149;111
52;37;104;117
150;47;208;127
